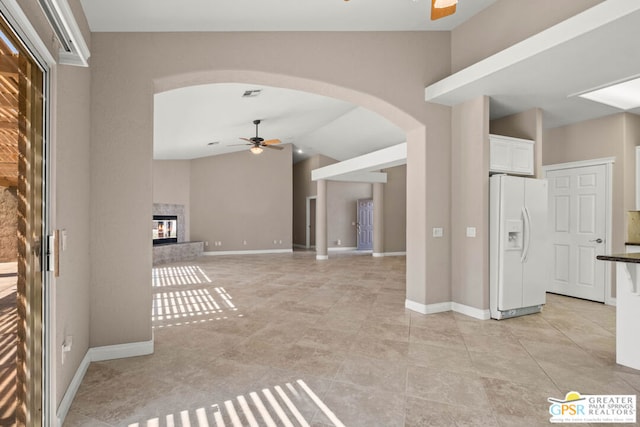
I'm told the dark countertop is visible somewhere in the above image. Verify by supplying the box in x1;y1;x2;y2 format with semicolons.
626;242;640;246
597;253;640;263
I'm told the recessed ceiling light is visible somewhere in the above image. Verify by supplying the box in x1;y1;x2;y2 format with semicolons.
297;149;303;154
579;76;640;110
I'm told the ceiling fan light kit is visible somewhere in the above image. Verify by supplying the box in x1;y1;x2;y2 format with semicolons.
235;119;284;155
431;0;457;20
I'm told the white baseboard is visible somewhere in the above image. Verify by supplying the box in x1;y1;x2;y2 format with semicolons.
328;246;357;252
56;338;154;425
90;338;154;362
451;302;491;320
373;251;406;257
56;351;91;426
316;255;329;260
405;299;451;314
405;299;490;320
382;251;406;257
203;249;293;256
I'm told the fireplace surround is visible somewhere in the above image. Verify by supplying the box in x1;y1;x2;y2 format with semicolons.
152;203;203;264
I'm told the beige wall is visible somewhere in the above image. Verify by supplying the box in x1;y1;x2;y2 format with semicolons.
292;156;324;246
383;165;407;253
451;0;603;72
451;96;490;310
190;146;293;251
54;63;92;405
327;181;372;248
87;30;452;342
152;160;191;241
293;157;407;252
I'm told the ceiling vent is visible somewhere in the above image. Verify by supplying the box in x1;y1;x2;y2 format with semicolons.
242;89;262;98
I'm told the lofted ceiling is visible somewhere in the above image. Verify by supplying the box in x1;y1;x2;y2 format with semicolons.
83;0;640;166
94;0;496;164
426;0;640;130
154;83;406;162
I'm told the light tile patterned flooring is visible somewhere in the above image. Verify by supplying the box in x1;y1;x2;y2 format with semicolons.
63;252;639;426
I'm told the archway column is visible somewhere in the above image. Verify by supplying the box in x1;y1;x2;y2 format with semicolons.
316;179;328;260
373;182;384;257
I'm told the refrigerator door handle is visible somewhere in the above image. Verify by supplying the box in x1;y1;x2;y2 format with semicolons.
521;207;532;263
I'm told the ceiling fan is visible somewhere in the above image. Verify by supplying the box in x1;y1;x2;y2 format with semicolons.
236;119;283;155
431;0;457;21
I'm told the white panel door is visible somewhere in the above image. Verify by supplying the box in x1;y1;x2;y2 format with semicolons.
546;165;606;302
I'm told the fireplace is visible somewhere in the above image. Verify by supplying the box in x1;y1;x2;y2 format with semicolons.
153;215;178;245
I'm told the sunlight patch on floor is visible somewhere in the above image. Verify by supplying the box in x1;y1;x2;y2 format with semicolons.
153;265;212;287
127;379;344;427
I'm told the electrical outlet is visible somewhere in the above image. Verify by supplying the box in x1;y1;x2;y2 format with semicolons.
61;335;73;365
466;227;477;238
205;241;209;247
432;227;443;238
61;229;68;251
243;240;247;245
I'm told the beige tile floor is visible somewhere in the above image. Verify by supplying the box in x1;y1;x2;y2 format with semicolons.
63;252;639;427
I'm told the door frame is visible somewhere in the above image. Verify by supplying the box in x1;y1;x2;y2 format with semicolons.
0;2;55;425
542;157;614;306
305;196;316;249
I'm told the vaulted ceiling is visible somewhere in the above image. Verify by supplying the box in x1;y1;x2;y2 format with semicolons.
81;0;498;163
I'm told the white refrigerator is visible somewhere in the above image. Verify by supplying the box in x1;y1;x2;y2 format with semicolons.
490;174;549;320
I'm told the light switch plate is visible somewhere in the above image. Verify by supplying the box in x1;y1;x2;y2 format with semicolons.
432;227;443;238
466;227;476;237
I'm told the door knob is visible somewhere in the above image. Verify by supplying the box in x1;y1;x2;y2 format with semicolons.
589;238;603;244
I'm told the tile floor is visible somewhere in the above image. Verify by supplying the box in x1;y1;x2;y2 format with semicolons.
63;252;639;427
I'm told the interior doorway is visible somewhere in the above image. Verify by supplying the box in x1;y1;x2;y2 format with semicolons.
356;199;373;250
544;159;612;303
306;196;316;249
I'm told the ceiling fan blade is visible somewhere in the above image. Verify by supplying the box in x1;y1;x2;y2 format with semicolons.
263;139;281;145
264;144;284;150
229;143;252;146
239;137;253;142
431;0;456;20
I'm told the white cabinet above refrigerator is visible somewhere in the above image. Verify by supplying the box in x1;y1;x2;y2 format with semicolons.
489;134;534;176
